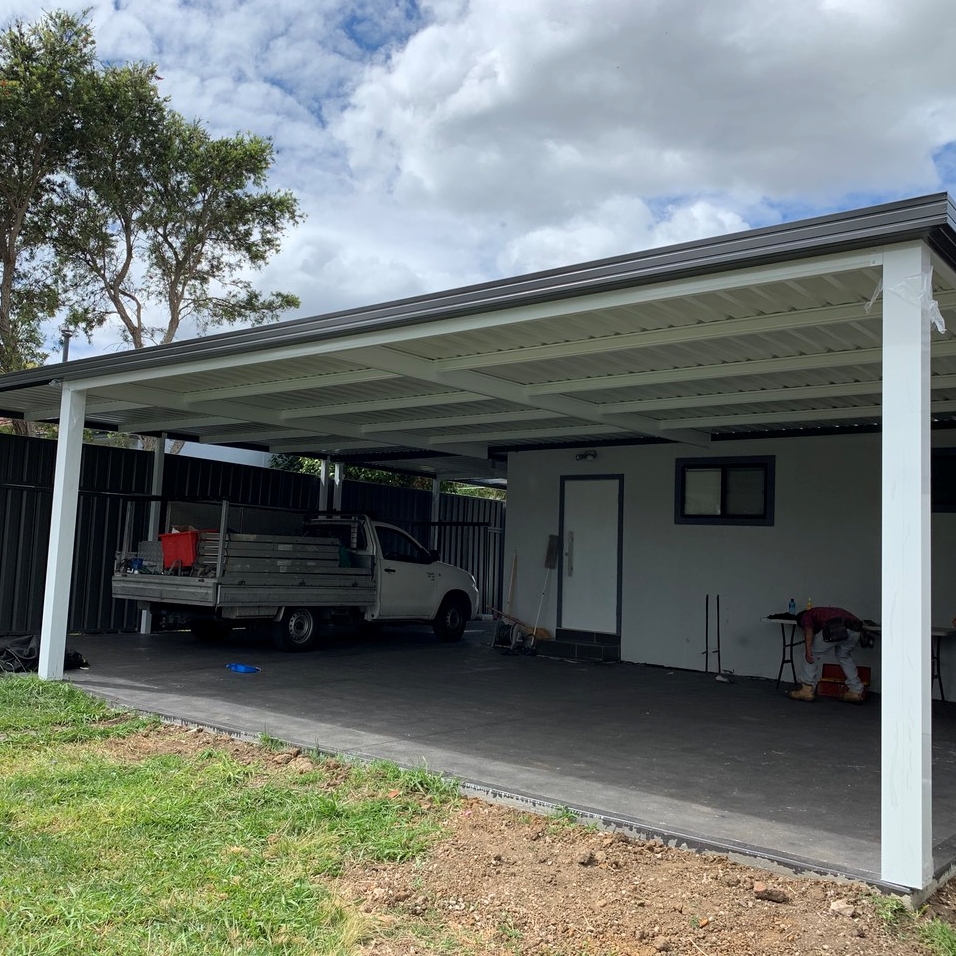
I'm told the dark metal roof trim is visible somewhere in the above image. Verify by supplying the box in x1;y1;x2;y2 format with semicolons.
1;192;953;395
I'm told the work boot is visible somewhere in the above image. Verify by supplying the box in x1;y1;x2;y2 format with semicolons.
839;688;865;704
787;683;815;702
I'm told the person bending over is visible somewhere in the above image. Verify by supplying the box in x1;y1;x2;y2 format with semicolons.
787;606;865;704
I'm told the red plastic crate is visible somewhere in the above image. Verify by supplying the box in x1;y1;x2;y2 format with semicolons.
159;530;201;569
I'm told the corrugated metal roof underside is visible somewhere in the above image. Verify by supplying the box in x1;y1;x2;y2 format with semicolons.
3;202;956;478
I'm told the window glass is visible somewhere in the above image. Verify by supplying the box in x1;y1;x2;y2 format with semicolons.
376;526;429;563
309;521;367;550
683;468;721;515
724;467;766;517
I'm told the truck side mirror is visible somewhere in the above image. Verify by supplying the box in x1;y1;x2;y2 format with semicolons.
428;549;441;563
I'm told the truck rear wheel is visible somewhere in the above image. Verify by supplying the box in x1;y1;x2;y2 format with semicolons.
274;607;320;652
433;594;469;642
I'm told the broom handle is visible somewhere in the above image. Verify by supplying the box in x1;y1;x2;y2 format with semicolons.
532;567;552;633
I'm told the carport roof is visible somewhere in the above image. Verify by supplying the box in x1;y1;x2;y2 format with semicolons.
3;192;956;478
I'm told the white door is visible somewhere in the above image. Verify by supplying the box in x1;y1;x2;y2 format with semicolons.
559;476;622;634
374;524;436;618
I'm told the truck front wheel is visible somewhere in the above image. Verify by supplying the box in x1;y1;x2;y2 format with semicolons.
275;607;320;652
433;594;469;642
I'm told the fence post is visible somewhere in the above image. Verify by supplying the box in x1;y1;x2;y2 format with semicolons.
140;436;166;634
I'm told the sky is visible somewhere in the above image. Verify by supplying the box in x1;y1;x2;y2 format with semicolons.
4;0;956;360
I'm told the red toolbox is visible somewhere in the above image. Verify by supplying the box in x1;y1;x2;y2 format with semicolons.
158;530;201;569
817;663;871;698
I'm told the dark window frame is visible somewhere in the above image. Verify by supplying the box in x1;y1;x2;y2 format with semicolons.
674;455;775;527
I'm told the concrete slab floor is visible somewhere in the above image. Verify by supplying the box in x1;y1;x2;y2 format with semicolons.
64;622;956;890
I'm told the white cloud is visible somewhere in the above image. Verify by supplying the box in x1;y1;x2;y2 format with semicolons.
337;0;956;218
2;0;955;354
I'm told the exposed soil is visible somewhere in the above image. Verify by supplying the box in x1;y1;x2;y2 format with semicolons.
101;724;956;955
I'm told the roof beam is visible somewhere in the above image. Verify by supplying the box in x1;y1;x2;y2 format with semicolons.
364;409;560;433
602;372;956;415
429;423;630;445
183;368;399;403
283;390;489;420
267;439;395;454
603;381;882;413
659;399;956;430
92;382;489;460
530;341;956;395
433;297;953;372
347;345;711;446
116;414;240;433
197;427;331;444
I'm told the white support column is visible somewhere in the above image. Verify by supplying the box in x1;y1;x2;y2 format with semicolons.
430;477;441;550
38;384;87;681
881;241;933;888
332;461;343;511
318;458;329;511
140;436;166;634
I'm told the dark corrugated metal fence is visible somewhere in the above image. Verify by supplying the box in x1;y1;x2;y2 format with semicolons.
0;435;505;635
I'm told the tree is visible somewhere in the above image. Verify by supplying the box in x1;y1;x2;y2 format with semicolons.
0;8;303;378
0;11;95;380
271;454;506;500
55;73;303;348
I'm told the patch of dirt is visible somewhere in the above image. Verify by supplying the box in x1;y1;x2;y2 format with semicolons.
97;722;953;955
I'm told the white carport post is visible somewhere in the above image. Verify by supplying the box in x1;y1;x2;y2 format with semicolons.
318;458;330;510
38;383;87;680
140;436;166;634
332;461;343;511
881;240;933;888
430;478;441;550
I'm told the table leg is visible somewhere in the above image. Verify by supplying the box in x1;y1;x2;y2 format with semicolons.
776;623;798;688
933;633;946;703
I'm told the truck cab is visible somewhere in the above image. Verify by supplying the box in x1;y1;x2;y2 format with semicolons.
306;516;479;641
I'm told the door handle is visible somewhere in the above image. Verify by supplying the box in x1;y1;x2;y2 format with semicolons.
567;531;574;577
384;568;396;573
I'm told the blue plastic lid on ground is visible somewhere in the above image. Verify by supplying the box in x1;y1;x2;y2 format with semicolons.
226;663;260;673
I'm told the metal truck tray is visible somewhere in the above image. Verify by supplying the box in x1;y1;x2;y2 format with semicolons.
111;571;377;609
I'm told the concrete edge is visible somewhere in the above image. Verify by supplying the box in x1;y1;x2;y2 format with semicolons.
82;693;923;901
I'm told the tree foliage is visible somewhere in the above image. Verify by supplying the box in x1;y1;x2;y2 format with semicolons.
270;454;506;499
0;10;95;375
57;93;303;347
0;8;303;372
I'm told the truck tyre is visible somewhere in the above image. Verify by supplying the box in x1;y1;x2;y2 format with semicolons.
274;607;319;652
433;594;469;642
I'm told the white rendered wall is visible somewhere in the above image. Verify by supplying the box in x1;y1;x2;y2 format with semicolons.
505;433;956;695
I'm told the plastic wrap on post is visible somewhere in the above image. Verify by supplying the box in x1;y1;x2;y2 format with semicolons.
863;267;946;333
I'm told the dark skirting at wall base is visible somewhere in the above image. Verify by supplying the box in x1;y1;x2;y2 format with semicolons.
537;629;621;662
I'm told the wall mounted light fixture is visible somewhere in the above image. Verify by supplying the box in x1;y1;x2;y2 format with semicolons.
575;449;598;461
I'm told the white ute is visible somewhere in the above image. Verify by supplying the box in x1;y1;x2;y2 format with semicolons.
112;513;481;651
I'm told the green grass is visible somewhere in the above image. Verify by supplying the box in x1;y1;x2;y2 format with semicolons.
920;919;956;956
869;892;956;956
0;675;460;955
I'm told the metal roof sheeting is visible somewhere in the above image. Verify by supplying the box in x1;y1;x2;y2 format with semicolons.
2;193;956;477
